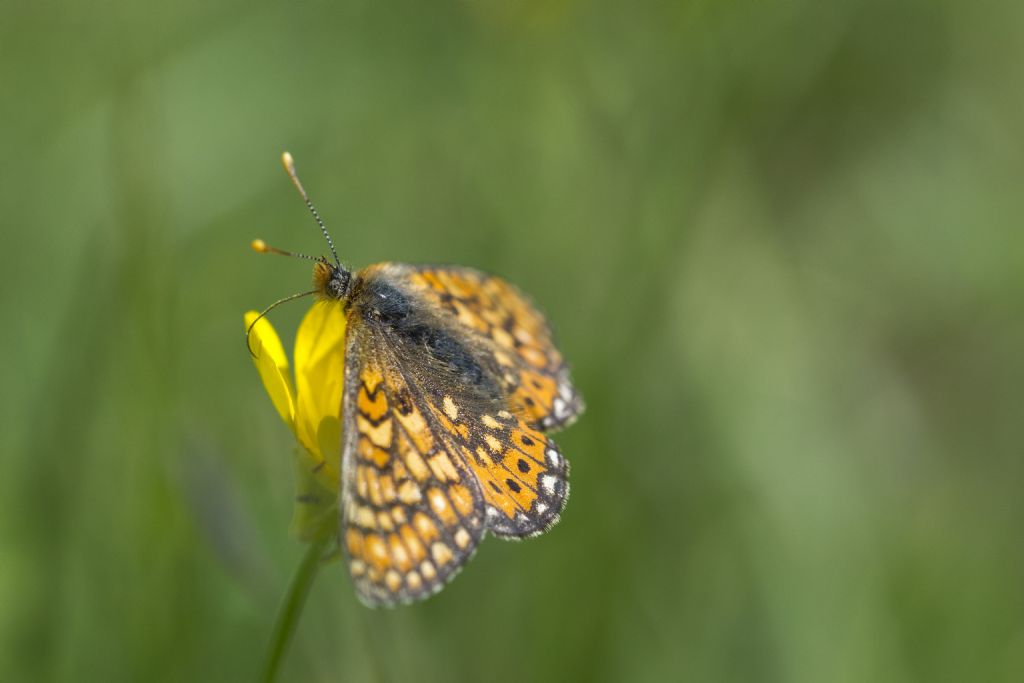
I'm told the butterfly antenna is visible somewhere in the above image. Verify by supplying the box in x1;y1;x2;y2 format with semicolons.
250;239;321;262
281;151;341;267
246;289;318;357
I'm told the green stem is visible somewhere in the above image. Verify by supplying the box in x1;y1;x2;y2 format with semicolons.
261;537;330;683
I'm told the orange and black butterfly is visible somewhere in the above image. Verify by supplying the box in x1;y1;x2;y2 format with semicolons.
252;153;583;606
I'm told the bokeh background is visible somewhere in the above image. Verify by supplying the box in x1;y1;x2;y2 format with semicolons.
3;1;1023;681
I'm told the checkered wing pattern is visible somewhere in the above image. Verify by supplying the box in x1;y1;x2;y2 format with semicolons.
401;266;584;431
339;326;487;606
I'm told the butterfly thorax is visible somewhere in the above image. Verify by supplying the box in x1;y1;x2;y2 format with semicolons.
313;260;353;301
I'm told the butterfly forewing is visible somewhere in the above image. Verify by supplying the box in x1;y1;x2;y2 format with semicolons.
339;325;486;606
399;266;584;431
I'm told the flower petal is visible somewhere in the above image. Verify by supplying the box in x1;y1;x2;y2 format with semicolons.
244;311;296;428
293;300;347;487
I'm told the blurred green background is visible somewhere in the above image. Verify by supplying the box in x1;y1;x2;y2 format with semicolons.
3;0;1023;681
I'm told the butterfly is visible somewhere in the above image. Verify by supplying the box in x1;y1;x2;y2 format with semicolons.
251;153;583;606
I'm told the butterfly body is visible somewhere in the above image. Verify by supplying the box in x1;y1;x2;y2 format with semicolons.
317;261;583;606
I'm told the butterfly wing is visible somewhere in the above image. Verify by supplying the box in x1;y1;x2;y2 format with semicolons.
355;266;572;537
427;399;570;539
339;322;486;606
339;268;575;604
399;266;584;431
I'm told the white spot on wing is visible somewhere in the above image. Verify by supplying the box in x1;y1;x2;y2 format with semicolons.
553;398;567;416
443;395;459;421
428;488;448;514
546;449;561;467
541;474;558;495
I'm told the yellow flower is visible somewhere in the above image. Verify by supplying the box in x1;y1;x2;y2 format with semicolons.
244;301;347;537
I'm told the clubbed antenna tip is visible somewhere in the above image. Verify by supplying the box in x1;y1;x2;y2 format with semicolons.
279;151;340;267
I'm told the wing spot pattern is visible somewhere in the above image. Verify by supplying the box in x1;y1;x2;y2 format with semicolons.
413;512;440;542
366;469;383;506
406;267;582;430
443;396;459;420
379;474;396;502
402;441;431;481
484;433;502;454
448;483;475;517
366;535;388;569
399;525;427;562
356;506;376;530
389;535;411;570
431;542;454;566
397;480;422;504
427;487;457;527
428;453;460;482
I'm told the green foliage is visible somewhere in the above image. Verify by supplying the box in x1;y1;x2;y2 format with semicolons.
2;0;1022;681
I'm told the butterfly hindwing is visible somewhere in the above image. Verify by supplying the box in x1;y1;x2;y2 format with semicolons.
427;402;570;539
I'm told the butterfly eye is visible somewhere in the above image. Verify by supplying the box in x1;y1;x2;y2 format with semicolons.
327;269;352;299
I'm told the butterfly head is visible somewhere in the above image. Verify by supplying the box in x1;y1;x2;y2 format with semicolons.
261;150;353;302
313;258;352;301
245;153;352;355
